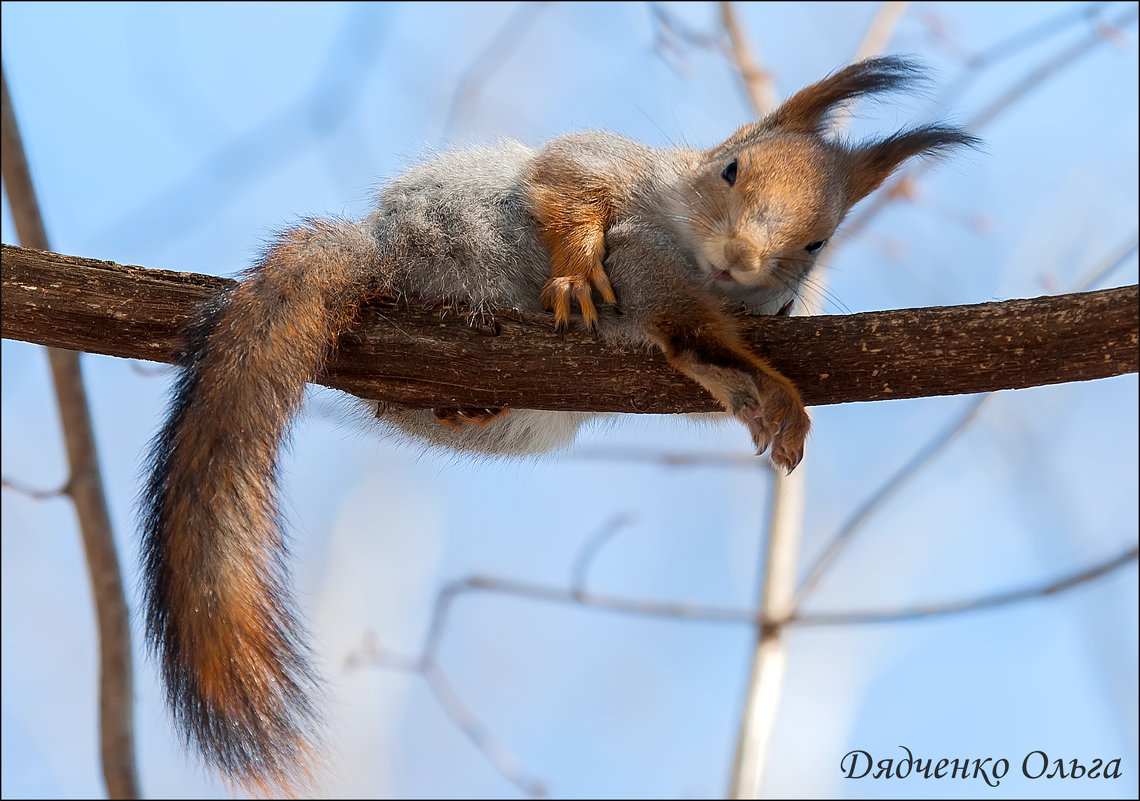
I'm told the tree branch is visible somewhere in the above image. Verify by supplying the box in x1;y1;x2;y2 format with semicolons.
1;73;139;800
2;244;1136;412
789;544;1139;628
719;1;777;115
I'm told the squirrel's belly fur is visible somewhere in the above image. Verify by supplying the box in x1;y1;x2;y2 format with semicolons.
374;404;598;456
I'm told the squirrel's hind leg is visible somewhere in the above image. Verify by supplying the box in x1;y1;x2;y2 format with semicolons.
649;301;810;473
432;407;509;428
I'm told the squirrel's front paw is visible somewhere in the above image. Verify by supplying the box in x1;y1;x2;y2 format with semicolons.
740;382;810;473
540;264;616;333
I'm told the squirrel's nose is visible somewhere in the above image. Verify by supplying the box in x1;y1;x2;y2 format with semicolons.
723;237;760;272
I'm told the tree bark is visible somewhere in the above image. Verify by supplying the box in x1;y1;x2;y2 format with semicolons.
2;243;1136;411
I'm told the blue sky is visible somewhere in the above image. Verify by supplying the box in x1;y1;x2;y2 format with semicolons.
2;2;1137;798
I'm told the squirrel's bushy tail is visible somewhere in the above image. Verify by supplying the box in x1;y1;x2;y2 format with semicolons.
140;218;381;793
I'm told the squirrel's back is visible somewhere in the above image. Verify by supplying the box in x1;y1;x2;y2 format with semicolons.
368;140;550;312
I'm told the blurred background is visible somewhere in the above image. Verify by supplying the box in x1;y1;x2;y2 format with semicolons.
1;2;1137;798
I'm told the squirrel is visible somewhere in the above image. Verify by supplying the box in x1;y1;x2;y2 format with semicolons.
140;56;975;793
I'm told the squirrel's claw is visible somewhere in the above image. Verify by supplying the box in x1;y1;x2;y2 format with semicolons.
540;261;616;333
741;382;810;473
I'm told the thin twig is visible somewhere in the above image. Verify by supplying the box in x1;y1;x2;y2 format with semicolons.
440;2;549;143
1;476;70;500
947;2;1110;78
970;7;1137;131
572;447;769;470
920;2;1113;70
345;633;547;797
852;1;911;62
647;2;722;73
369;542;1138;633
719;2;777;115
421;661;549;798
343;630;421;673
570;512;636;596
458;575;756;623
1072;233;1139;292
789;545;1138;627
793;393;992;605
1;66;139;799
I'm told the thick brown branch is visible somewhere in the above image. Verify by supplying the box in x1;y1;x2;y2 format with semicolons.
2;244;1137;411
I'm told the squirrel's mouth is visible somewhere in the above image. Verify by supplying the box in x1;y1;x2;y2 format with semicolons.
700;257;737;283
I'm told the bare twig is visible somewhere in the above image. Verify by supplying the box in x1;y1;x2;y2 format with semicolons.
726;461;796;800
346;632;547;797
789;545;1138;627
440;2;549;143
648;2;721;50
793;393;992;605
937;2;1112;91
343;630;420;673
852;1;911;62
719;2;777;115
1072;233;1139;292
921;2;1114;70
1;66;139;799
647;1;722;72
970;7;1137;131
1;476;69;500
421;661;549;798
572;447;769;470
372;541;1138;633
570;512;636;596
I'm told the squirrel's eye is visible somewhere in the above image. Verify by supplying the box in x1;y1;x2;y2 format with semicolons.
805;239;827;254
721;159;738;186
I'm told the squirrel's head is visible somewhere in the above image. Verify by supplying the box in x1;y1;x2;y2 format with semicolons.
671;56;978;295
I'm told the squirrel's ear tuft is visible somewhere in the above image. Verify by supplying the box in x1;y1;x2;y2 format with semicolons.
845;124;979;205
771;56;925;135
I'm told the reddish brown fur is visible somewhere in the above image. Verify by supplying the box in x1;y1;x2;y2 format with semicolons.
142;218;381;794
528;152;620;330
650;298;810;470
